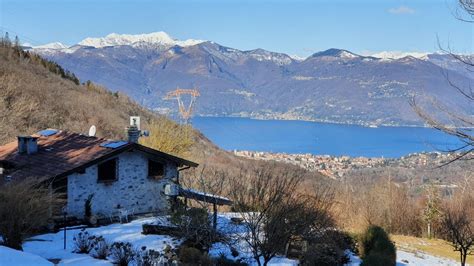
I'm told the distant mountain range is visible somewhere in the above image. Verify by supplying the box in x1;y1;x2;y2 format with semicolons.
30;32;474;126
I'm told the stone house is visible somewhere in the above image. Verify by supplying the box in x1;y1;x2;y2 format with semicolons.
0;127;199;221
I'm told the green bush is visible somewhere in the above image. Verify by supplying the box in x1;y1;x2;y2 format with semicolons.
360;252;394;266
359;226;396;266
179;246;212;265
301;243;342;266
301;230;353;265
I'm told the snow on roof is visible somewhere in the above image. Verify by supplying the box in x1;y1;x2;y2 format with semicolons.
180;188;232;205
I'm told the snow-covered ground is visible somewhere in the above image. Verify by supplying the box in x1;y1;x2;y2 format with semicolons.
346;249;462;266
22;217;179;265
210;213;298;265
0;246;53;266
0;213;463;266
396;250;460;266
10;214;297;265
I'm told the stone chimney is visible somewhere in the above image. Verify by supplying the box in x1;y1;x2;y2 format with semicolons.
18;136;39;155
127;125;140;143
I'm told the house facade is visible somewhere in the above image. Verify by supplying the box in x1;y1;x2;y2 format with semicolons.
66;147;179;218
0;127;198;220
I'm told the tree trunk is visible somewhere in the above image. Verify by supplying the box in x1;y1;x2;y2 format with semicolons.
213;203;217;230
427;223;431;239
461;250;466;266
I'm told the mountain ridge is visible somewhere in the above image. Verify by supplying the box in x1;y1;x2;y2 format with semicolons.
31;32;474;127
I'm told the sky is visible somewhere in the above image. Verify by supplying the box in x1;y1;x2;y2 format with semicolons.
0;0;472;57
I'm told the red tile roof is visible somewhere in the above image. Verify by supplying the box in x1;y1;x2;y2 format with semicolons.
0;130;197;181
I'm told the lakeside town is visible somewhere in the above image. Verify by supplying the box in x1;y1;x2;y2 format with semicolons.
234;150;460;179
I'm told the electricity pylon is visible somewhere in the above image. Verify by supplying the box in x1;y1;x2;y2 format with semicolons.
164;88;200;124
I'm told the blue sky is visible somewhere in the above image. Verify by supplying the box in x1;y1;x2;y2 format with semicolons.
0;0;472;57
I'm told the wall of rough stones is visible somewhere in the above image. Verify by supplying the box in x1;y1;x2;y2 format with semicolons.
67;150;178;219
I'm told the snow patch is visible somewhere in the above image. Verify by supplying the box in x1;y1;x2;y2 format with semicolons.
340;51;358;59
289;54;307;61
368;51;429;60
0;245;53;266
33;42;69;50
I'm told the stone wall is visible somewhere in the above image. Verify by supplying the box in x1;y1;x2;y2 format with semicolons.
67;150;178;219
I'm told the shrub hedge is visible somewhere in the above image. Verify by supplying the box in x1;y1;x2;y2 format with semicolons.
358;225;396;266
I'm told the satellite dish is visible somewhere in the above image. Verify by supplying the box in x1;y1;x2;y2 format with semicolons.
88;125;96;137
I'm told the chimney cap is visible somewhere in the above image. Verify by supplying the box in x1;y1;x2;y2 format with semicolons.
18;135;39;139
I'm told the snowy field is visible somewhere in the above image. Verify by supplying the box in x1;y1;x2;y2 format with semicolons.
0;213;464;265
346;250;461;266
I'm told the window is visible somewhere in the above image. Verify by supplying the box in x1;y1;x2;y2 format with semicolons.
148;159;165;179
98;159;117;182
0;161;14;182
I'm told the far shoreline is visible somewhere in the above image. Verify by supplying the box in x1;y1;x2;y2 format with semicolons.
193;114;429;129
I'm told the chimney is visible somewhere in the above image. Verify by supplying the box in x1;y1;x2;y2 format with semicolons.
127;125;140;143
18;136;27;154
17;136;39;155
127;116;141;143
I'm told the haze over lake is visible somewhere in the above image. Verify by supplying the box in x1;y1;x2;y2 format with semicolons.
193;117;461;158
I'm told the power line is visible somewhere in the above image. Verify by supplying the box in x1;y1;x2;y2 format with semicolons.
0;26;43;46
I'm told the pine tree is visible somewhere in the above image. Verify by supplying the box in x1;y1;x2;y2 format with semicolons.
14;35;20;48
4;32;11;46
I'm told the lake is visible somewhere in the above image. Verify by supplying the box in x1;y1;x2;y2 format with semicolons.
192;117;461;158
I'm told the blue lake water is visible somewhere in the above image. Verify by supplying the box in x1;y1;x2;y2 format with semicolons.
192;117;461;158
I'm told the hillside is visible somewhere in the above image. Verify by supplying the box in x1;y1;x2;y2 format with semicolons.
0;44;223;162
0;46;158;144
32;32;474;126
0;44;328;187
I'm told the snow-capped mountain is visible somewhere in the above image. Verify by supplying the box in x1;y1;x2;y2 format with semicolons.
77;32;205;48
310;48;361;59
368;51;429;60
33;42;68;49
31;34;473;126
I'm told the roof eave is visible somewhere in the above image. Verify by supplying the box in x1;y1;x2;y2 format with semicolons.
134;143;198;167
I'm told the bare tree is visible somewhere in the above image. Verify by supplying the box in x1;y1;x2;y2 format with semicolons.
180;165;229;209
441;202;473;266
422;185;442;239
228;162;334;266
411;0;474;164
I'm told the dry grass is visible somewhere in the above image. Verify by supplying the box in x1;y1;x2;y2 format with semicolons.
0;46;201;160
392;234;474;264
